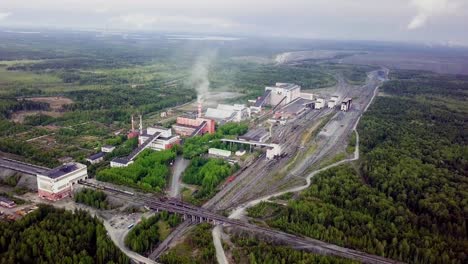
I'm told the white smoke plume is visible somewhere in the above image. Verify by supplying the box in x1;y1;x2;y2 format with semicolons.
0;12;11;21
408;0;460;30
189;50;218;103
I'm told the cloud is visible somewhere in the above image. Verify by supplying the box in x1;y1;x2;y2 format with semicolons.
112;13;234;30
408;0;460;29
0;12;11;20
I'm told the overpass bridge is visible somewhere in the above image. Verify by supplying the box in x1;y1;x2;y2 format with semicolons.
79;180;402;264
0;157;50;175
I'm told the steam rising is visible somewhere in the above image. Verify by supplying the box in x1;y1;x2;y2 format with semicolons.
408;0;460;30
189;50;217;103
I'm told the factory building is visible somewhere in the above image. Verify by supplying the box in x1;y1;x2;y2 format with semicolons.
208;148;232;158
252;83;314;113
266;144;282;159
86;152;105;164
341;98;352;111
139;126;180;151
327;95;339;109
37;162;88;201
315;98;325;109
205;104;251;123
172;116;216;137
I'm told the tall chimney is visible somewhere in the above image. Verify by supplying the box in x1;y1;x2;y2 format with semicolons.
139;115;143;134
198;101;202;118
131;115;135;132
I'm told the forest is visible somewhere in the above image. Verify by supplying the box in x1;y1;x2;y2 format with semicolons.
159;223;216;264
182;157;237;200
0;205;128;264
74;188;110;210
230;234;358;264
247;70;468;264
97;148;176;192
124;212;181;255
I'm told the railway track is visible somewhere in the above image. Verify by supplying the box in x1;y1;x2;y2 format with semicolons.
79;180;402;264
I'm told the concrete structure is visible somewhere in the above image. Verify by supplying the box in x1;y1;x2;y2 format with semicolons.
239;128;270;142
139;126;180;151
110;157;133;168
208;148;232;158
205;104;251;123
254;83;302;111
0;196;16;208
86;152;105;164
300;92;314;100
37;162;88;201
315;98;325;109
101;145;116;153
266;144;282;159
341;98;352;111
266;83;301;106
173;116;216;137
327;100;337;108
0;157;50;176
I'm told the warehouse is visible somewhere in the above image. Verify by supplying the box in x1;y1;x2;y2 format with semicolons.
37;162;88;201
139;126;180;151
86;152;105;164
101;145;116;153
205;104;251;123
208;148;232;158
315;98;325;109
110;157;133;168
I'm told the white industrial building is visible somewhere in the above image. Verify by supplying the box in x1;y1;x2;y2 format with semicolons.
139;126;180;151
37;162;88;201
266;144;282;159
315;98;325;109
110;157;133;168
208;148;232;158
266;83;301;106
205;104;251;123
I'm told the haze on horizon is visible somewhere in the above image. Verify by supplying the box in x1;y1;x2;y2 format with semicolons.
0;0;467;46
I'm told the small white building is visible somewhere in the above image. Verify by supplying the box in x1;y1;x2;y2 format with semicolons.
327;100;336;108
266;144;282;159
110;157;134;168
315;98;325;109
300;92;314;100
208;148;232;158
86;152;105;164
101;145;116;153
37;162;88;201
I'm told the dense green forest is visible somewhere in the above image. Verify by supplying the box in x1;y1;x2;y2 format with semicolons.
182;157;237;200
183;122;248;159
97;149;176;192
0;205;128;264
124;212;181;255
230;234;358;264
159;223;216;264
74;188;110;210
247;71;468;264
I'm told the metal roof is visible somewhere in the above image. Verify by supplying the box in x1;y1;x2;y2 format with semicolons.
88;152;105;160
44;163;82;179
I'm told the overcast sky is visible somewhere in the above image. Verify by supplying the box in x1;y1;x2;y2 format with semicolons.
0;0;467;45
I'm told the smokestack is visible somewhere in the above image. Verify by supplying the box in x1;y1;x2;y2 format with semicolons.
131;115;135;132
198;101;202;118
139;115;143;134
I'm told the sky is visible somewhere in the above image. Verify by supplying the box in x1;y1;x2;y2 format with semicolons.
0;0;467;45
